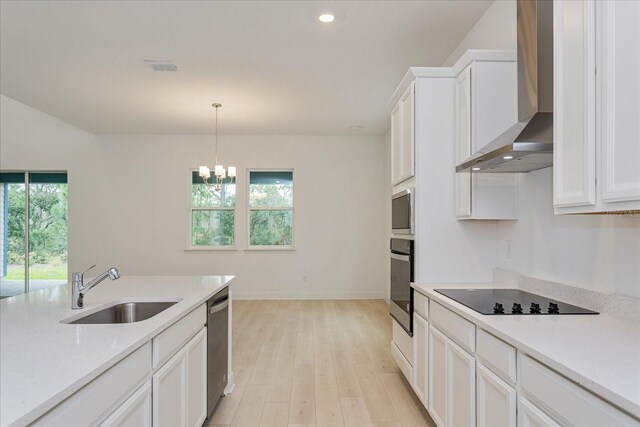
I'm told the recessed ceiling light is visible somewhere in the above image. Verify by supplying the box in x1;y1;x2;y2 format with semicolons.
350;125;362;130
319;13;335;23
503;155;514;160
472;167;481;171
143;60;178;72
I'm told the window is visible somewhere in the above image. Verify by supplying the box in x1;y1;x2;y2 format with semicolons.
0;171;68;298
190;171;236;248
248;170;294;249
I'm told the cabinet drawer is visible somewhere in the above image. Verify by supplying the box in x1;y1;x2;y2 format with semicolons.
477;329;516;384
392;318;413;365
153;304;206;369
391;341;413;384
33;343;152;426
519;354;638;426
414;291;429;318
430;301;475;353
101;381;152;427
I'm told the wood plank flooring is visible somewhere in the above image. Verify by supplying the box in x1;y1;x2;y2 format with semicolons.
206;300;435;427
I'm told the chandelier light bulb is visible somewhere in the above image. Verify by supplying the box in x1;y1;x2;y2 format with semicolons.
228;166;237;178
199;166;210;178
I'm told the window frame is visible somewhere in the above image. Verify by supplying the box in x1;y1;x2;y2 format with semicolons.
0;170;68;295
246;168;295;251
187;168;237;251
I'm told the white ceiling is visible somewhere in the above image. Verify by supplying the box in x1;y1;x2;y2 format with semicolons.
0;1;492;135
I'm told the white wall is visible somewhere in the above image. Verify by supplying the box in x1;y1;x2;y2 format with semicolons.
442;0;516;66
497;169;640;298
95;134;388;299
0;95;110;278
1;95;388;299
413;77;497;284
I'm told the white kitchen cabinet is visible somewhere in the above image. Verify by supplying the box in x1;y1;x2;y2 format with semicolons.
391;81;415;185
554;0;640;214
477;363;516;427
412;312;428;405
447;338;476;427
518;397;561;427
186;326;208;427
101;381;152;427
427;323;475;427
153;328;207;427
519;353;638;426
391;102;402;185
428;325;447;427
453;56;518;220
32;343;152;427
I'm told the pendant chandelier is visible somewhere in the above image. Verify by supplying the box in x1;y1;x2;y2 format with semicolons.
198;103;236;190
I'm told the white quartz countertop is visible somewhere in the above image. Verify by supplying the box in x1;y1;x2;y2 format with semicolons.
411;282;640;419
0;275;235;427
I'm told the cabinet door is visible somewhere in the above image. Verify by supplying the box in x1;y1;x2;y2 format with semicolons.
412;313;428;405
518;397;561;427
399;81;415;183
391;102;402;185
101;382;152;427
553;0;597;208
455;66;472;217
428;325;447;427
153;345;187;427
186;328;207;427
447;338;476;427
477;363;516;427
598;0;640;205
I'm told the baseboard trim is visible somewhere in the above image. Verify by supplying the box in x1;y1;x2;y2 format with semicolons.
232;291;385;300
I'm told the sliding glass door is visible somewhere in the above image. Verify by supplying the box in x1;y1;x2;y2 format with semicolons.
0;172;68;298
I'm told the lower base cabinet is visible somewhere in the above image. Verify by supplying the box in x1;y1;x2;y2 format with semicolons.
412;312;428;404
518;397;560;427
101;382;152;427
428;326;447;427
428;324;476;427
153;328;207;427
477;363;516;427
447;336;476;427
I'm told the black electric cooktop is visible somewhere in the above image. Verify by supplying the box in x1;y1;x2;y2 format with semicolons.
434;288;598;315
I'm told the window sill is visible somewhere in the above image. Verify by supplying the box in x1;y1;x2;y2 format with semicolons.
184;247;237;252
245;246;296;251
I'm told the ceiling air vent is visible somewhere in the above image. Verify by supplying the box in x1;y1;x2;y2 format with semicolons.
143;60;178;72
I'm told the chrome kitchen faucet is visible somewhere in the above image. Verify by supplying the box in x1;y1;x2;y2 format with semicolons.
71;265;120;309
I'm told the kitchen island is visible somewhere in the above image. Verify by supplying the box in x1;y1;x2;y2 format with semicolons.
0;275;235;427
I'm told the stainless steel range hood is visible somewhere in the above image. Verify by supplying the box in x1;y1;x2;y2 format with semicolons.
457;0;553;173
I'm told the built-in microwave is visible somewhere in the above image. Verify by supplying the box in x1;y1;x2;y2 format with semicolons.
392;188;414;234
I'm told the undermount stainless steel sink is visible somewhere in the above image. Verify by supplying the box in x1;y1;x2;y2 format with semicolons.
65;301;179;324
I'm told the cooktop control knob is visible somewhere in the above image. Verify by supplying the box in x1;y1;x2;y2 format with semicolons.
548;302;560;314
530;302;541;314
493;302;505;314
512;303;523;314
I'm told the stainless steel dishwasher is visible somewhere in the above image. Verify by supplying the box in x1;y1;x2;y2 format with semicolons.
207;287;229;419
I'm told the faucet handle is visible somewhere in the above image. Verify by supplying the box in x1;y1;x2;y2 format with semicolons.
72;264;96;281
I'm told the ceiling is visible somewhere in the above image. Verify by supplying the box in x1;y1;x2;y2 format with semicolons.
0;1;492;135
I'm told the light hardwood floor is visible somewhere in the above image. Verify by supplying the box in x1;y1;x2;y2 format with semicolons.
207;300;435;427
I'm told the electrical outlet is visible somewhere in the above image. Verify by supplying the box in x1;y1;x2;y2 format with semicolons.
303;275;308;282
505;240;513;259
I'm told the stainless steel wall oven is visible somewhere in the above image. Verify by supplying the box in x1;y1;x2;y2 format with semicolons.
390;238;414;336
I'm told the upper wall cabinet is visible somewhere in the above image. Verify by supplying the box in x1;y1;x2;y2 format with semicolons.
554;0;640;214
391;81;415;185
453;52;519;220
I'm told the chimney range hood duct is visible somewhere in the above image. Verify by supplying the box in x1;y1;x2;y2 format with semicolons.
457;0;553;173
